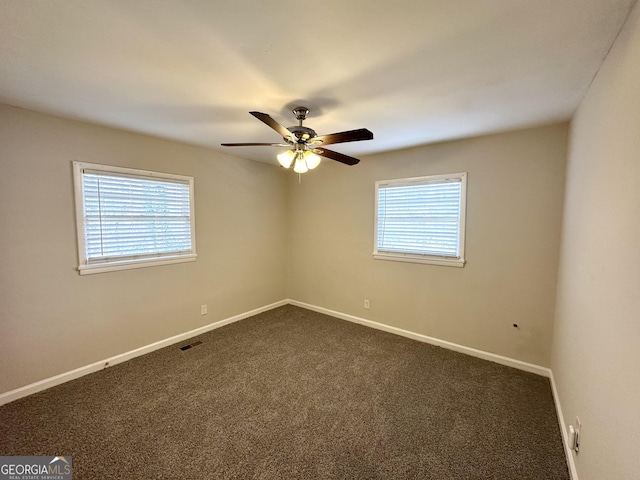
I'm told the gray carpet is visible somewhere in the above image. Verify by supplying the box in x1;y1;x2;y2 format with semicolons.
0;305;569;479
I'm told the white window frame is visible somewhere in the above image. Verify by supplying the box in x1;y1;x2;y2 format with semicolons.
374;172;467;267
73;161;197;275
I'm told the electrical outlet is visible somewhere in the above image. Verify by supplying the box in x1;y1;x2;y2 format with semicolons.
201;304;208;315
364;299;370;309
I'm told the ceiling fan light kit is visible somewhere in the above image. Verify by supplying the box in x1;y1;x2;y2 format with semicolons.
222;106;373;175
277;150;322;172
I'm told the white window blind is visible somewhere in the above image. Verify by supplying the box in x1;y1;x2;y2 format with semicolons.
73;162;196;274
374;173;466;267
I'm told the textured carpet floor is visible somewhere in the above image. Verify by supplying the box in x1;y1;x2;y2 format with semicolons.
0;305;569;479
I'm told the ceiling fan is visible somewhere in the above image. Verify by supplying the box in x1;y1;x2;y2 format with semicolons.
221;107;373;173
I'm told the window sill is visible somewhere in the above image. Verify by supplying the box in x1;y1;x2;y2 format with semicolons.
373;252;465;268
78;254;197;275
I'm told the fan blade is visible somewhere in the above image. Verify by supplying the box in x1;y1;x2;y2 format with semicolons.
221;142;289;147
250;111;297;142
309;128;373;146
314;148;360;166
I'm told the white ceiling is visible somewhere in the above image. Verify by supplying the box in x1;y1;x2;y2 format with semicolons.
0;0;636;165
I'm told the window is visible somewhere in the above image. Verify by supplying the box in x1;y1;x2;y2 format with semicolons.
374;172;467;267
73;162;196;275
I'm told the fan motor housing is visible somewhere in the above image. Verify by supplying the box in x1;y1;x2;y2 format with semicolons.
286;125;317;142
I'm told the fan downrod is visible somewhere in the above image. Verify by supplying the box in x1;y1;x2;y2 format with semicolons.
292;106;309;124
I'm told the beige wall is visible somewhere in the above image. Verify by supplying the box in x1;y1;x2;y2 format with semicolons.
287;124;567;367
0;106;569;395
0;105;287;393
552;3;640;479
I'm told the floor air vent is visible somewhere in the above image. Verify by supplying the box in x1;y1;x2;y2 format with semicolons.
179;340;203;351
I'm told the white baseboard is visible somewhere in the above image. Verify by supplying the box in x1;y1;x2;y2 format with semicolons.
0;299;288;406
288;299;551;377
549;369;579;480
